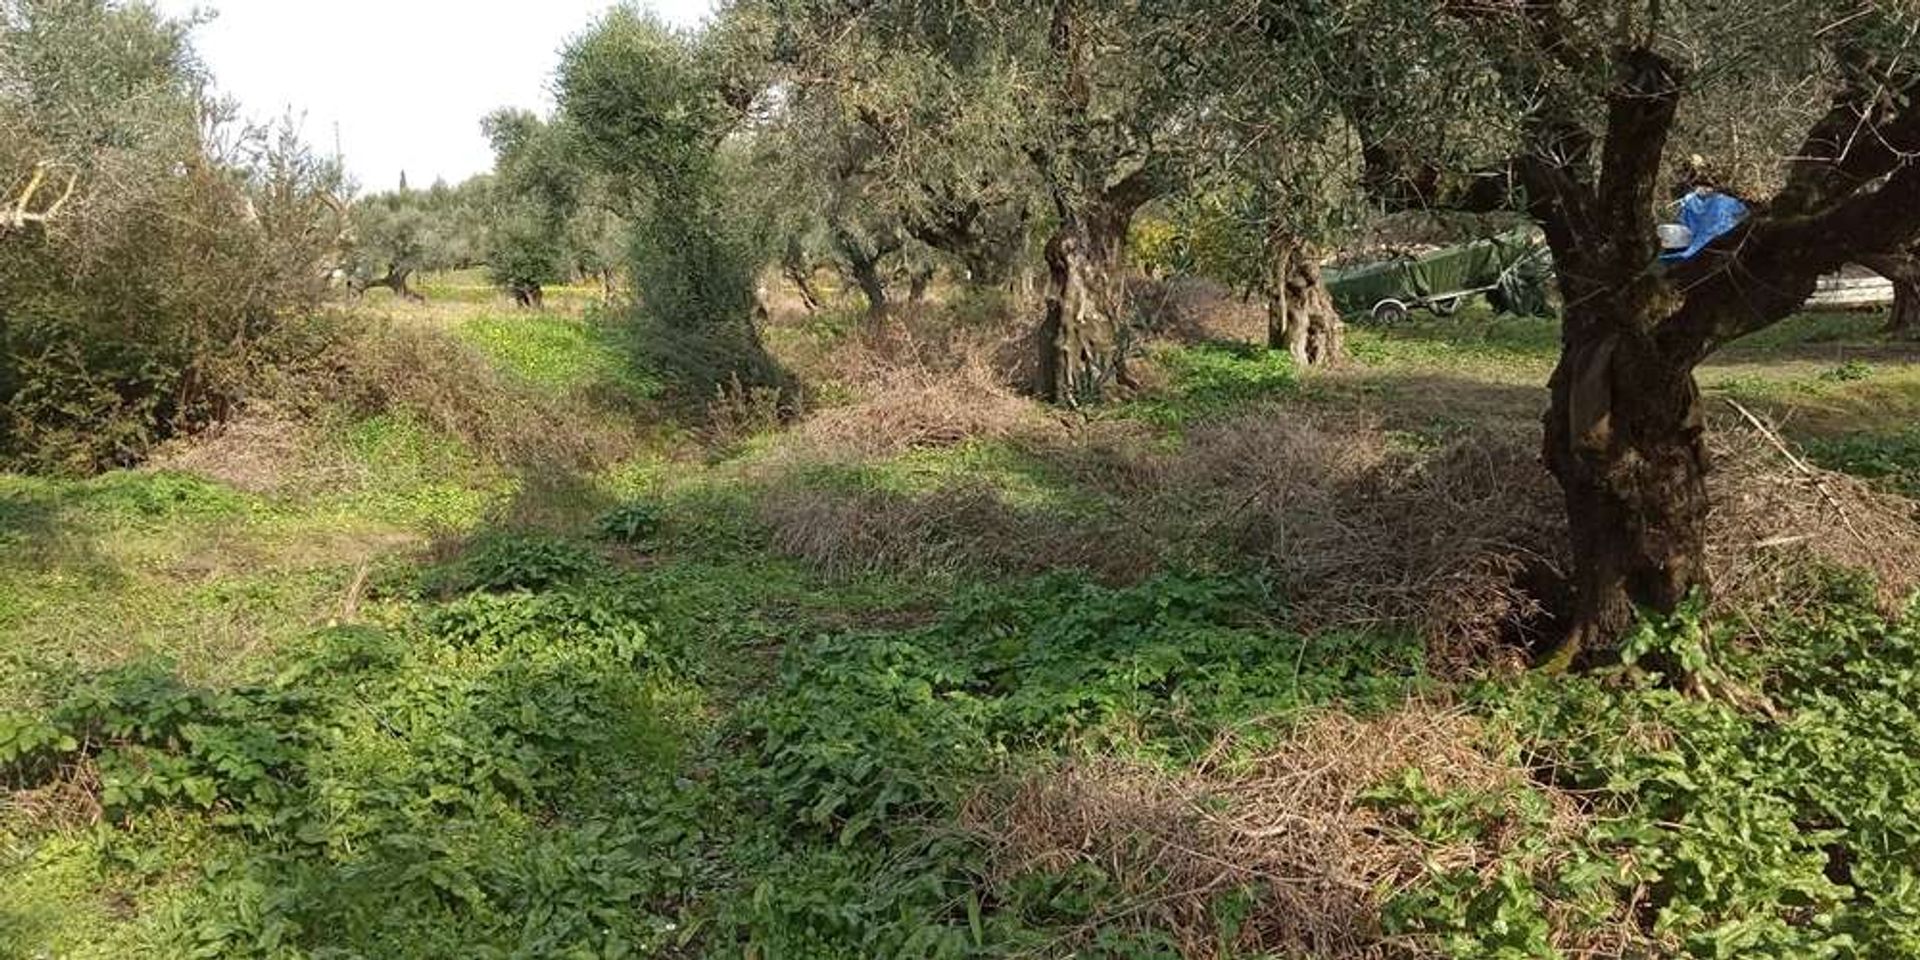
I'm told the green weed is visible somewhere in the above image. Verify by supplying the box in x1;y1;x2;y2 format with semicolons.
1377;592;1920;958
1133;342;1299;426
1803;429;1920;497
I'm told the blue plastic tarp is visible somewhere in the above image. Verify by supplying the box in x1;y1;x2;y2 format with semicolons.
1662;191;1749;262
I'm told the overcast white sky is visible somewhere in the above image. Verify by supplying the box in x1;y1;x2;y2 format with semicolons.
153;1;712;192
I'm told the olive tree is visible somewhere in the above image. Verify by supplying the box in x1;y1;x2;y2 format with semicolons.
1395;0;1920;659
558;5;787;394
755;0;1046;312
481;108;578;307
762;0;1289;403
347;195;430;300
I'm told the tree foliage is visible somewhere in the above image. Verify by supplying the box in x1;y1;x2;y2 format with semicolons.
559;6;787;397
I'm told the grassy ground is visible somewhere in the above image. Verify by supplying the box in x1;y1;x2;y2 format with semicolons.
2;291;1918;958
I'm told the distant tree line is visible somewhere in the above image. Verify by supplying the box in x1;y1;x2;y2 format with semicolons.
343;112;625;308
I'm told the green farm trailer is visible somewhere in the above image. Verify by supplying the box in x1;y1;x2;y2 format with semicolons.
1326;228;1556;323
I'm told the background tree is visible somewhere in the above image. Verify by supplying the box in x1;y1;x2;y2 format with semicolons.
753;0;1046;325
559;5;786;397
481;108;579;307
762;0;1259;403
347;194;429;300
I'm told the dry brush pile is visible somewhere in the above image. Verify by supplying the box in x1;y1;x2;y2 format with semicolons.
966;704;1647;959
756;364;1920;670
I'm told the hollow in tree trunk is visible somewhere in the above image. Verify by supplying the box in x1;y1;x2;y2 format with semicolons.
1265;235;1345;367
1861;251;1920;340
1037;207;1132;405
1540;318;1712;668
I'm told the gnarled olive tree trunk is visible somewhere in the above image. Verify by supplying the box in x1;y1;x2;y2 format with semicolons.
1861;250;1920;339
357;264;424;303
1524;55;1920;664
1541;321;1711;657
1517;51;1715;666
845;253;890;327
1265;234;1345;367
830;217;900;333
1032;0;1160;406
1038;190;1141;405
1445;6;1920;668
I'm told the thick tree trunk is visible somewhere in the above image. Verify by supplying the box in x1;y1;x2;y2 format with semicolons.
510;282;544;309
829;218;897;333
1893;281;1920;339
1037;206;1132;405
1541;316;1712;667
1861;252;1920;339
1265;235;1345;367
846;255;889;329
360;265;424;303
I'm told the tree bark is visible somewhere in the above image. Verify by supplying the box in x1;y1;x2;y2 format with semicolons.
1893;280;1920;340
845;254;889;328
1038;195;1137;405
829;218;898;333
1443;5;1920;667
360;265;424;303
510;282;544;309
1518;46;1707;665
1541;321;1711;666
1265;234;1345;367
1032;0;1160;406
1860;251;1920;339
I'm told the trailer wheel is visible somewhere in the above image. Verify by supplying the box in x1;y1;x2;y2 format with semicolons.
1372;299;1410;324
1430;296;1463;317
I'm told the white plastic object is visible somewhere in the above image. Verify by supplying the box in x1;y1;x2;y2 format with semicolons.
1657;223;1693;250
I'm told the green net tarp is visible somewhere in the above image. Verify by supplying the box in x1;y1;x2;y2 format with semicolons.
1327;228;1554;317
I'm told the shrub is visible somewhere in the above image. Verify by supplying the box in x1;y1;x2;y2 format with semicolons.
0;1;348;472
424;533;607;594
1404;595;1920;957
0;580;695;957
